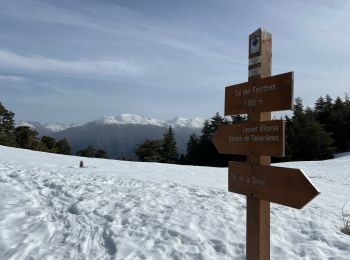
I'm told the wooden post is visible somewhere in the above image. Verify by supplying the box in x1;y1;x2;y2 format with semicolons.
213;27;319;259
246;28;272;260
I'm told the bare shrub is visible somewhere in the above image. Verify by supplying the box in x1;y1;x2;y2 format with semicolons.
341;204;350;235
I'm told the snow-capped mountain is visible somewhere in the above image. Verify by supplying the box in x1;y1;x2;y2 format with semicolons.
15;120;36;129
17;114;206;134
94;114;166;127
15;114;207;158
93;114;206;129
52;119;202;159
44;122;80;132
15;120;53;136
16;120;80;135
167;116;206;128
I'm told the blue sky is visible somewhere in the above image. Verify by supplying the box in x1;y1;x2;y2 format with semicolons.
0;0;349;123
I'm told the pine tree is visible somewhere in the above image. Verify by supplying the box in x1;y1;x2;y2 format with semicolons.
54;138;71;155
41;136;56;151
285;98;334;160
231;115;247;123
0;102;16;146
161;126;178;163
314;96;325;115
186;133;199;165
332;97;348;151
197;119;215;166
135;139;162;162
345;94;350;150
208;112;228;137
76;146;95;157
76;146;107;158
134;127;178;163
314;95;350;152
200;119;211;142
95;149;107;159
345;93;350;106
292;97;304;120
185;112;235;166
14;126;40;149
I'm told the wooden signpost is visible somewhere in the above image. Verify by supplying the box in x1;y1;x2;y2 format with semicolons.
225;72;294;115
212;120;285;157
228;161;319;209
213;28;320;260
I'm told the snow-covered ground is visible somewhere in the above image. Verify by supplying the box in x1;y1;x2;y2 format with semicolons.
0;145;349;259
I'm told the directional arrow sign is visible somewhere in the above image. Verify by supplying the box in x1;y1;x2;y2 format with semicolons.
228;161;320;209
225;71;293;115
212;120;285;157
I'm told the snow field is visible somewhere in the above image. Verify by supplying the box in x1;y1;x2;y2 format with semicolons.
0;145;350;259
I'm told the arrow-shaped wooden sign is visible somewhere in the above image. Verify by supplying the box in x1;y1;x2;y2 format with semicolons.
212;120;285;157
228;161;320;209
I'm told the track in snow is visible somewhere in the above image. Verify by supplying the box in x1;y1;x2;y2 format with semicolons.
0;161;245;260
0;145;350;259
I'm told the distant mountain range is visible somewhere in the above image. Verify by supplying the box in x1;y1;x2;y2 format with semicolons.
16;120;80;135
16;114;206;159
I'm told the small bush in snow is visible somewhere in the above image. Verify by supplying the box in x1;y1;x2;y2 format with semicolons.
341;204;350;235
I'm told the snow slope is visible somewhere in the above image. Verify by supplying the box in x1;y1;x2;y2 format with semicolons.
0;145;349;259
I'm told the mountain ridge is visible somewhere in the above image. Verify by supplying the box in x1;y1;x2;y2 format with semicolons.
16;113;207;133
16;114;207;159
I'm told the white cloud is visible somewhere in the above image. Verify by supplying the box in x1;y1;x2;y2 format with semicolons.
0;75;25;83
0;49;142;79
